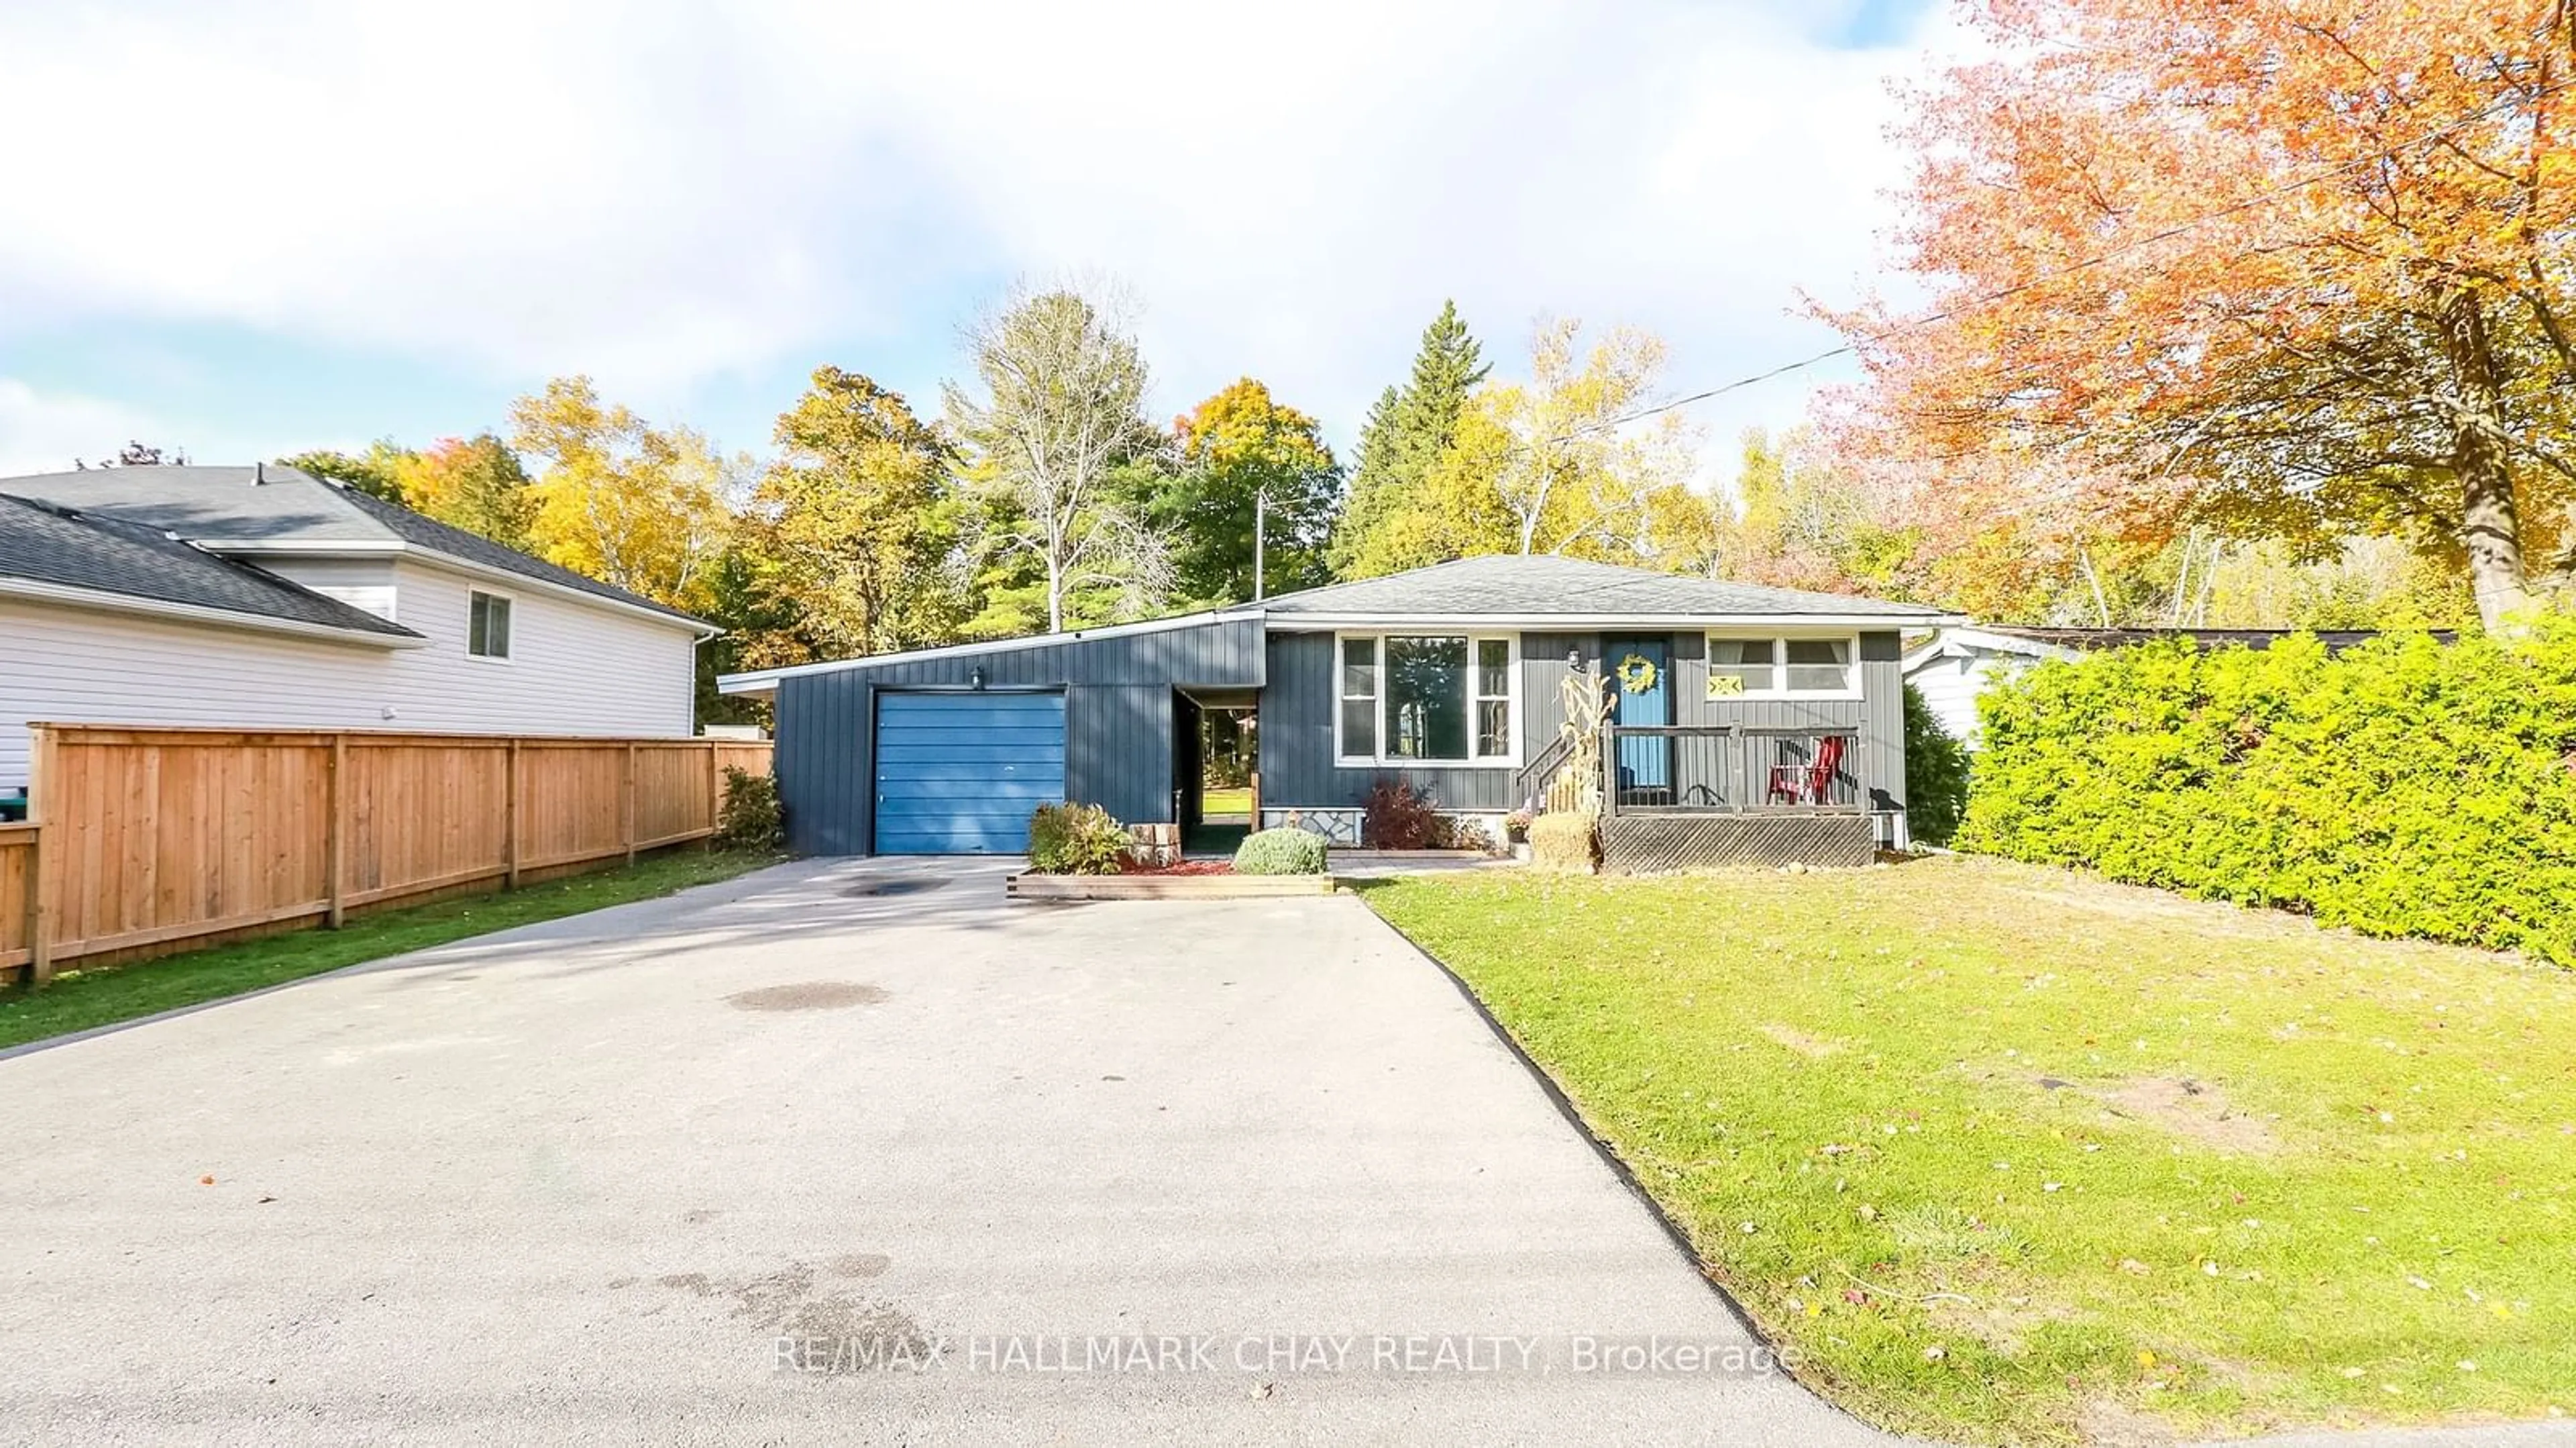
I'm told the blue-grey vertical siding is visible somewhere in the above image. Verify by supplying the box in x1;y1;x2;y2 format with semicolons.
1068;685;1175;825
777;613;1913;854
1259;627;1909;817
1521;631;1600;762
1256;631;1515;810
771;616;1263;855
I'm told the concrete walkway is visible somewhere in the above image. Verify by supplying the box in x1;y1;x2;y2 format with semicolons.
1;858;2565;1447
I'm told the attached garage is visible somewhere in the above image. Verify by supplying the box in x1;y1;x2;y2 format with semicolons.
872;690;1067;855
729;611;1268;856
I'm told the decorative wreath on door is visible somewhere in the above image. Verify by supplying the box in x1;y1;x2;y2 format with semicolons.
1615;653;1660;696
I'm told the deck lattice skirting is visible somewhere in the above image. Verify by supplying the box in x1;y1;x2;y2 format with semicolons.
1600;812;1874;872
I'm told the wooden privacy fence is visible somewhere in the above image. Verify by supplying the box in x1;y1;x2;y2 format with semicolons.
1;725;774;985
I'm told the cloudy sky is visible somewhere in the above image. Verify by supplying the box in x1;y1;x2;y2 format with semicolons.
0;0;1954;478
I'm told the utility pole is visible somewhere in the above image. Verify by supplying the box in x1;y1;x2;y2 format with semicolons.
1252;486;1267;602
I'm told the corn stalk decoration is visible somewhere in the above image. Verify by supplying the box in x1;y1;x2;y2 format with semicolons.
1547;668;1615;816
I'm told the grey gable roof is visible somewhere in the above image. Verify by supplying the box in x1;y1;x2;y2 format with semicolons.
0;465;706;627
716;554;1952;692
1257;553;1949;621
0;494;423;640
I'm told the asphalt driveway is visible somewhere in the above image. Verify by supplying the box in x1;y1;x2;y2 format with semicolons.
0;857;1898;1446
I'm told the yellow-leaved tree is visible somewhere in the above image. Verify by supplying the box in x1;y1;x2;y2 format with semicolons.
507;376;739;613
391;433;535;550
1351;318;1704;572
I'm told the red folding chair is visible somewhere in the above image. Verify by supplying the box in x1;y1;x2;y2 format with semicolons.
1766;735;1846;806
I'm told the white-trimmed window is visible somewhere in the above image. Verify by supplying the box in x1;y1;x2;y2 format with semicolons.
1703;635;1855;697
1338;637;1378;757
468;590;513;660
1335;633;1517;765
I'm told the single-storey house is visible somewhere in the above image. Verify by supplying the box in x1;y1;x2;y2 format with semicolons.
718;554;1957;862
0;464;716;794
1901;625;2449;746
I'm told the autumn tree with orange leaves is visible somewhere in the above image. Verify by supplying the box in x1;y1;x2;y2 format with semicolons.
1831;0;2576;631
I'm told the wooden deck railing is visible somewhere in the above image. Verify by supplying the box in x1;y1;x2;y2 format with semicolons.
1597;723;1863;817
4;724;773;986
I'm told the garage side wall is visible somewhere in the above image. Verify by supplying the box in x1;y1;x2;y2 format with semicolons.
771;617;1264;856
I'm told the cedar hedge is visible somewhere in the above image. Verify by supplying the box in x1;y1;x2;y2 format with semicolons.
1957;622;2576;965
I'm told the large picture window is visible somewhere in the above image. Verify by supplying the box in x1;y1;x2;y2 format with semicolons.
1703;635;1854;697
1336;634;1516;765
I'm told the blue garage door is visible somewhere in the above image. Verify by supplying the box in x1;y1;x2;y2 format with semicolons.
873;691;1068;854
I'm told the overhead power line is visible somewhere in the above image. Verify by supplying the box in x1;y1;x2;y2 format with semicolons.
1530;74;2571;449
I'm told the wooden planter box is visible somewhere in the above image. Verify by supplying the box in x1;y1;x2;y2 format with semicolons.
1005;872;1336;901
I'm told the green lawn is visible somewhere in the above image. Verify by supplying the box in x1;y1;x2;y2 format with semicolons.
1201;786;1252;817
1363;856;2576;1445
0;849;783;1052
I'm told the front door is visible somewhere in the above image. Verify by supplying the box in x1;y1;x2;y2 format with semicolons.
1606;637;1671;803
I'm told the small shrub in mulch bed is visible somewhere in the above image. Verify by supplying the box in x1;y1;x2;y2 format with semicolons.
1361;778;1440;849
1234;827;1330;875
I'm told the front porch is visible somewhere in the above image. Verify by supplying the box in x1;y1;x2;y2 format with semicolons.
1515;722;1876;870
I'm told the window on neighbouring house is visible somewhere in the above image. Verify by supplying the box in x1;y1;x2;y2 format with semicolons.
1705;635;1855;696
1336;634;1515;764
468;591;513;659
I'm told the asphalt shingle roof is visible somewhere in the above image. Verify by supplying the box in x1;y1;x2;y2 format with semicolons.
0;494;424;639
1257;553;1947;621
0;465;704;626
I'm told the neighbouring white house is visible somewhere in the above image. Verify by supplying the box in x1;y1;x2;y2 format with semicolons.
0;464;716;795
1900;627;2086;747
1902;624;2436;746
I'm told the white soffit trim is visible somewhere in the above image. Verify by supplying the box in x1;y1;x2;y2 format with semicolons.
1902;626;2081;667
0;576;428;649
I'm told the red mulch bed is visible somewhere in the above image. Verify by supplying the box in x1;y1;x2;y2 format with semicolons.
1117;859;1235;876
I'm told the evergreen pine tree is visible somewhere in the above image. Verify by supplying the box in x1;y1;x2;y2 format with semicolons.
1389;298;1488;471
1328;301;1488;578
1330;386;1404;578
